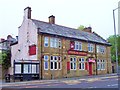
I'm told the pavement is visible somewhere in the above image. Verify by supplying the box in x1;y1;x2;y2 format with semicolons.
1;73;118;86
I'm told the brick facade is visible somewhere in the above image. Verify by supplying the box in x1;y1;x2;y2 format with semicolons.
38;34;112;79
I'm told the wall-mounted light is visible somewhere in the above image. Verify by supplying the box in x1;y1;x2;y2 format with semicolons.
64;56;66;60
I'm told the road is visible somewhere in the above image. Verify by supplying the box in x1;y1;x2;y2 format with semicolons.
1;73;119;89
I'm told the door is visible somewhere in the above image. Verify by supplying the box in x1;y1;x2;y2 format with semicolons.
89;62;92;75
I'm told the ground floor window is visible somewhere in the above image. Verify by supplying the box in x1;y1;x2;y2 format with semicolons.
50;56;62;70
78;58;85;70
70;57;76;70
44;55;49;70
15;64;21;74
14;63;39;74
97;60;105;70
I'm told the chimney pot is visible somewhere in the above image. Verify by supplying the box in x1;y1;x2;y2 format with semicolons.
83;27;92;33
48;15;55;24
24;7;31;19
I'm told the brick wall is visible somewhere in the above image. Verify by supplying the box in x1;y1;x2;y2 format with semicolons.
38;34;112;79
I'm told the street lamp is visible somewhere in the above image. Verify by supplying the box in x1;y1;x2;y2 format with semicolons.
113;7;120;74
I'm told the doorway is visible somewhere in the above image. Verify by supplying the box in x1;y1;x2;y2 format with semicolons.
89;62;92;75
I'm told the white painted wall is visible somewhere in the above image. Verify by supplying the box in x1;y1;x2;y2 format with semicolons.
10;44;19;75
10;7;38;75
18;19;38;60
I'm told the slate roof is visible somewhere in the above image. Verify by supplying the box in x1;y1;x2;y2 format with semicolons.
32;19;111;46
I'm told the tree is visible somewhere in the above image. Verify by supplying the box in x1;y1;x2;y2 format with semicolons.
77;25;85;30
2;50;11;70
107;35;120;65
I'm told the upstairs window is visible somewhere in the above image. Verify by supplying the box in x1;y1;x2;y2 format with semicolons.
44;37;49;47
29;45;36;55
74;41;82;51
97;45;105;54
50;37;61;48
100;46;105;54
88;43;93;52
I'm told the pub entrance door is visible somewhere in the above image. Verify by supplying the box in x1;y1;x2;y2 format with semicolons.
89;62;92;75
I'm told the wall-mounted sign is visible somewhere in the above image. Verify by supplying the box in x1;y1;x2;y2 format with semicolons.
88;59;95;63
68;50;87;56
70;41;75;50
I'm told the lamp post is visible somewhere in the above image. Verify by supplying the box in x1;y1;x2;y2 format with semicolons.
113;7;120;74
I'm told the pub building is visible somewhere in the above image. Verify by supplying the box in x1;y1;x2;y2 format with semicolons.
10;7;112;80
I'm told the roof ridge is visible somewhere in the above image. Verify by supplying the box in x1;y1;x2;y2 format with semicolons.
31;19;91;34
93;31;107;42
31;19;111;46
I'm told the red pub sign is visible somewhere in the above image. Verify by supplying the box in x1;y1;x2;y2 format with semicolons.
68;50;87;56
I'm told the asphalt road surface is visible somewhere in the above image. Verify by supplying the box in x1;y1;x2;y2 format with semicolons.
1;73;119;89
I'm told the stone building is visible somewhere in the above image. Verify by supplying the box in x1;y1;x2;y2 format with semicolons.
11;7;112;80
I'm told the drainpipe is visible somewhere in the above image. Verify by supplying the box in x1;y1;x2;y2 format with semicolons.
40;34;43;80
95;44;98;75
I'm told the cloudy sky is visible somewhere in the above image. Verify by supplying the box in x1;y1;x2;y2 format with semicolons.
0;0;119;40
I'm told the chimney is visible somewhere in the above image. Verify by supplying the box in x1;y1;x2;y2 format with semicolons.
83;27;92;33
48;15;55;24
0;38;5;42
7;35;12;40
24;7;31;19
16;36;18;41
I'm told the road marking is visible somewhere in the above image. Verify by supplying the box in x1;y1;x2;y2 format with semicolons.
86;78;101;82
62;80;80;85
107;84;118;87
25;85;38;88
88;86;97;88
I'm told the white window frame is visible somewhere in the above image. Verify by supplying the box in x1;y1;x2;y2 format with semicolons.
50;56;59;70
50;37;62;48
15;64;21;74
44;37;49;47
44;55;49;70
70;57;76;70
88;43;93;52
97;45;99;53
74;41;82;51
32;64;37;73
97;60;101;70
58;56;62;70
97;59;105;70
79;58;85;70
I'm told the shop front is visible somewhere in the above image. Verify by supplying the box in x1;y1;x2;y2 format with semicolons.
14;60;40;81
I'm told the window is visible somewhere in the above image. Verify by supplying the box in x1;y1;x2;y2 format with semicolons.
70;57;76;70
44;37;49;47
44;55;49;70
32;64;37;73
88;43;93;52
97;60;105;70
50;56;61;70
97;45;105;54
15;64;21;74
79;58;85;70
23;64;32;73
29;45;36;55
97;60;101;70
50;37;61;48
74;41;82;51
100;46;105;54
58;56;62;70
97;45;100;53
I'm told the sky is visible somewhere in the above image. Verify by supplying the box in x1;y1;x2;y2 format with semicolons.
0;0;119;40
